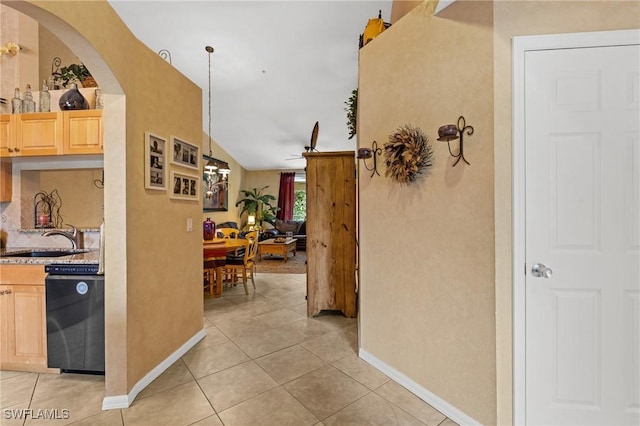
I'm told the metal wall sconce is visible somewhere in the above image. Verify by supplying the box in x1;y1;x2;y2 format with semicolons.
437;116;474;166
357;141;382;177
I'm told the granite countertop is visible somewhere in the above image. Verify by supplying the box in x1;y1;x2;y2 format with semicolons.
0;248;100;265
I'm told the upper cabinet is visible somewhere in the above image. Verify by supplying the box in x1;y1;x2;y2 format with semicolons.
64;110;103;155
0;110;102;158
0;115;14;157
15;112;63;156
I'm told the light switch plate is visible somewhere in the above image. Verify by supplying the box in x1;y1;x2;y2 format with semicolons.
186;218;193;232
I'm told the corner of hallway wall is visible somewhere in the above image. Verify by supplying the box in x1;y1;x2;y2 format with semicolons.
492;2;640;425
11;0;205;402
390;0;430;23
357;0;496;424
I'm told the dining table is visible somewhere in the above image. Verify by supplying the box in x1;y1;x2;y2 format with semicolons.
203;238;247;297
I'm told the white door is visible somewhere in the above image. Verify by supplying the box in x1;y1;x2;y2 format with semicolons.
524;43;639;425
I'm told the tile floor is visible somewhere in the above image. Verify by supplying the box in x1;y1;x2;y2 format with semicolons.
1;273;458;426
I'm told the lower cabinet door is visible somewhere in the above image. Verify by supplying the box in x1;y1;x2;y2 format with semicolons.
0;285;49;370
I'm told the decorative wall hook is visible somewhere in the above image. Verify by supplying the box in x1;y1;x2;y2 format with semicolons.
437;116;474;166
158;49;172;64
51;57;61;75
357;140;382;177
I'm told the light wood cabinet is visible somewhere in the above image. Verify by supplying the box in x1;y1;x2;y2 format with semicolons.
0;110;102;158
0;114;13;157
15;112;63;156
0;265;58;373
304;151;357;318
64;110;103;154
0;161;11;202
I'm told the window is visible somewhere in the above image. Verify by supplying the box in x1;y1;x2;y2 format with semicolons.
293;189;306;221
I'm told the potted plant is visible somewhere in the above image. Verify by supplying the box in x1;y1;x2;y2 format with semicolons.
344;88;358;140
51;63;96;89
235;186;279;229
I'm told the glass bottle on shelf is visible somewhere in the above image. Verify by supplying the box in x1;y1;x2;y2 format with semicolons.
94;88;104;109
39;80;51;112
22;84;36;113
11;88;22;114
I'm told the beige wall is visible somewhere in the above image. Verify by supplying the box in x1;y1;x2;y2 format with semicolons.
358;1;496;424
38;24;77;86
361;0;640;424
0;6;38;102
244;170;281;197
26;168;104;228
492;1;640;424
390;0;422;22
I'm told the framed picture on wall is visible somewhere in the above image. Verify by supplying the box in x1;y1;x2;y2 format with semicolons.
170;171;199;201
170;136;200;170
203;155;229;212
144;131;167;191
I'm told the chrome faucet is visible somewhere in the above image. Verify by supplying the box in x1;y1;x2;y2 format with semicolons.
42;224;84;249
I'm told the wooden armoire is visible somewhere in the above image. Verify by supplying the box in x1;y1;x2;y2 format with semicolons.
303;151;357;318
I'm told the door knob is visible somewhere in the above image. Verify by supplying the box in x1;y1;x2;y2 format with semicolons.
532;263;553;278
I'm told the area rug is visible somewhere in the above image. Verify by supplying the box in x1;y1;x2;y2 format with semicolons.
255;250;307;274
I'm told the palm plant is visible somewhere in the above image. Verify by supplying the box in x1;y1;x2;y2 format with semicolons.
235;186;279;228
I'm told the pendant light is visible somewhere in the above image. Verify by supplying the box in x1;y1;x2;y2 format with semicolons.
204;45;217;174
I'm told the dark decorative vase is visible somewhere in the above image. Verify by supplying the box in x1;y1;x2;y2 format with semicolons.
59;83;89;110
203;218;216;241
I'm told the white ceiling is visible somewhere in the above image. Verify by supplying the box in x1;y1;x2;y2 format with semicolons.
107;0;393;171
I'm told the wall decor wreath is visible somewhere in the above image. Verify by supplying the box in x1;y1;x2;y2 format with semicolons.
383;124;434;183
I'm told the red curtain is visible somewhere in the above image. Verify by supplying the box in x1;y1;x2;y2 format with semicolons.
277;172;296;221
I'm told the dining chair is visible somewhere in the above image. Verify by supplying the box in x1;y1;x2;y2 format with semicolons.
219;228;244;263
203;246;228;297
203;257;216;296
217;228;240;239
223;230;259;294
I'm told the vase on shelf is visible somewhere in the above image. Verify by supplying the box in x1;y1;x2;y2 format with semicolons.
203;218;216;241
59;83;89;110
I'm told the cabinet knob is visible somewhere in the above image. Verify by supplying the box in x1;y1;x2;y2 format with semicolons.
0;289;12;295
14;147;20;152
8;148;13;152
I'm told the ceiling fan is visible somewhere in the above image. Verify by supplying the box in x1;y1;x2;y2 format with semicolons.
286;121;319;160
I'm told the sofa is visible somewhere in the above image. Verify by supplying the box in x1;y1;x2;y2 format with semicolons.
261;220;306;251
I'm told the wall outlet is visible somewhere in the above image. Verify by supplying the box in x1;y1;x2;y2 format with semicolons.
186;218;193;232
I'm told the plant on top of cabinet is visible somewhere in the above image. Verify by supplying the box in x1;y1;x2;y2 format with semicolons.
51;62;96;89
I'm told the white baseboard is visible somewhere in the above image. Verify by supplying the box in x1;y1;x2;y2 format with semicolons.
358;348;481;426
101;328;206;410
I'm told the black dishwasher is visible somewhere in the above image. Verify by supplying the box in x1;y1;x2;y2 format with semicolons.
45;264;104;374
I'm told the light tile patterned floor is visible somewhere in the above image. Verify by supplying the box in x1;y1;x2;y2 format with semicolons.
0;273;459;426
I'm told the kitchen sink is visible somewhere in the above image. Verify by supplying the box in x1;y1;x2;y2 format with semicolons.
1;250;86;258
